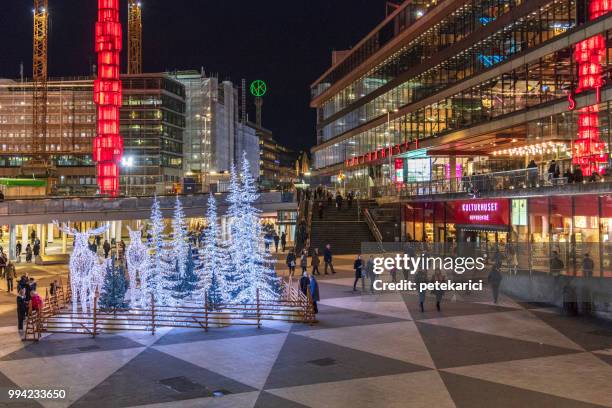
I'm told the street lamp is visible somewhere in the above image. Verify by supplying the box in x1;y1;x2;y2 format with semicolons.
121;156;134;196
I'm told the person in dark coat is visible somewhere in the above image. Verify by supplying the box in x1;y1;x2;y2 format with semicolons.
4;261;16;293
318;202;324;219
299;271;309;297
353;255;363;292
311;248;321;276
309;273;320;314
300;250;308;274
15;241;22;258
32;241;40;257
488;263;503;304
335;192;343;211
582;253;594;278
25;244;32;263
18;276;31;301
323;244;335;274
103;239;111;258
280;231;287;252
28;277;37;292
273;233;280;253
286;250;296;277
415;269;428;312
431;269;446;311
16;288;27;331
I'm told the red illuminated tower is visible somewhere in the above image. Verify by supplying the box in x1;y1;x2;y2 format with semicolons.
572;0;612;176
94;0;124;196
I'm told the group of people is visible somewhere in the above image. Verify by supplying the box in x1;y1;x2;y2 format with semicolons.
286;243;336;277
15;274;44;331
86;236;126;260
264;230;287;253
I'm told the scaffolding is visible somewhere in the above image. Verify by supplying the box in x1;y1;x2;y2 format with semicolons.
128;0;143;75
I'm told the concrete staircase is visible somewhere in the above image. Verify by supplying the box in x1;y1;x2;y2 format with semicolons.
309;201;374;255
362;200;401;243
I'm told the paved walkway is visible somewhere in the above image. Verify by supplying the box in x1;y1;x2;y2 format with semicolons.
0;264;611;407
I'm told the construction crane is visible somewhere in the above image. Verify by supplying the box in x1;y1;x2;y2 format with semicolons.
23;0;56;179
127;1;142;74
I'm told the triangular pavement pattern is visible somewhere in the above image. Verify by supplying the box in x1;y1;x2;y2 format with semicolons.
291;303;408;332
443;352;612;407
254;391;310;408
0;346;145;408
293;321;435;368
403;293;518;320
319;293;412;320
72;348;255;408
421;309;584;351
266;371;455;408
153;326;283;346
153;332;289;389
116;326;173;347
123;391;260;408
416;321;580;369
530;310;612;351
263;333;430;390
439;371;608;408
316;280;361;299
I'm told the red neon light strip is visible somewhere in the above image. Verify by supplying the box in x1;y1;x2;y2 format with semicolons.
94;0;123;196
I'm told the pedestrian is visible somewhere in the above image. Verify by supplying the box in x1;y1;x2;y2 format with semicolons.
95;235;101;247
309;272;319;314
318;201;324;219
15;241;22;259
431;269;446;311
273;232;280;253
336;192;343;211
347;191;353;209
311;248;321;276
366;255;375;293
300;249;308;274
353;255;363;292
103;239;111;258
415;268;428;312
550;251;564;277
30;290;43;313
264;232;271;252
30;230;36;244
280;231;287;252
488;263;503;304
16;288;27;331
4;261;16;293
327;192;332;207
25;244;32;263
50;279;58;296
323;243;335;274
582;253;594;278
299;270;309;297
28;277;37;292
286;250;296;277
33;241;40;257
0;248;6;277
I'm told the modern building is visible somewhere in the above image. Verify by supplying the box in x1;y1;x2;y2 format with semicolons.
248;121;297;188
121;74;186;195
309;0;612;289
0;77;97;193
172;71;259;189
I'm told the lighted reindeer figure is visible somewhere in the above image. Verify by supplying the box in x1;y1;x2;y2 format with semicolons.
55;222;108;314
126;226;148;305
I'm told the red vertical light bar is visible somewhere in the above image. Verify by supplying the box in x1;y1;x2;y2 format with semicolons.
94;0;123;196
573;1;611;176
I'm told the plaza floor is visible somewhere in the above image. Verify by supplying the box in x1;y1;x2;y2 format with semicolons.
0;261;611;407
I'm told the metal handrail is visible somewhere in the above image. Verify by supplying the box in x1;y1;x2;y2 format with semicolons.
363;208;384;252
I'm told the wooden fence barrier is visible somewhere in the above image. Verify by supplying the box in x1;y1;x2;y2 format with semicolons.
23;277;315;341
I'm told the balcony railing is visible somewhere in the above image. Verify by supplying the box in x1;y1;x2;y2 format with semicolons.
372;168;612;199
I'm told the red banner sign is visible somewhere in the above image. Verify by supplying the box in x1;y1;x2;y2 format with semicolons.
345;140;419;168
453;199;509;226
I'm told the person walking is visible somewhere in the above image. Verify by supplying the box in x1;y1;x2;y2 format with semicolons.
0;249;6;278
323;244;335;274
318;201;324;219
25;244;32;263
103;239;111;258
285;250;296;277
347;191;353;209
15;241;22;259
353;255;363;292
431;269;446;311
311;248;321;276
299;271;309;297
4;261;16;293
280;231;287;252
336;192;343;211
273;232;280;253
16;288;27;331
366;255;375;293
488;262;503;304
415;268;428;312
300;249;308;274
28;277;37;292
309;272;320;314
30;230;36;244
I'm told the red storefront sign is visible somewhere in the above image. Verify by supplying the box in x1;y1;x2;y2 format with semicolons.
345;140;419;168
453;199;509;226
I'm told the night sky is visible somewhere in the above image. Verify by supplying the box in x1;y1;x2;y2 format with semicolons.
0;1;390;153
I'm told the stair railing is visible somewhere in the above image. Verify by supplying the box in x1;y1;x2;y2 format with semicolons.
305;198;314;251
363;208;385;252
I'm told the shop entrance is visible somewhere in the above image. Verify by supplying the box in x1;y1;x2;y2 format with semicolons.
457;226;509;259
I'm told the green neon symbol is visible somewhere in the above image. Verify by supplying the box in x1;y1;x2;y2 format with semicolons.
250;80;267;97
